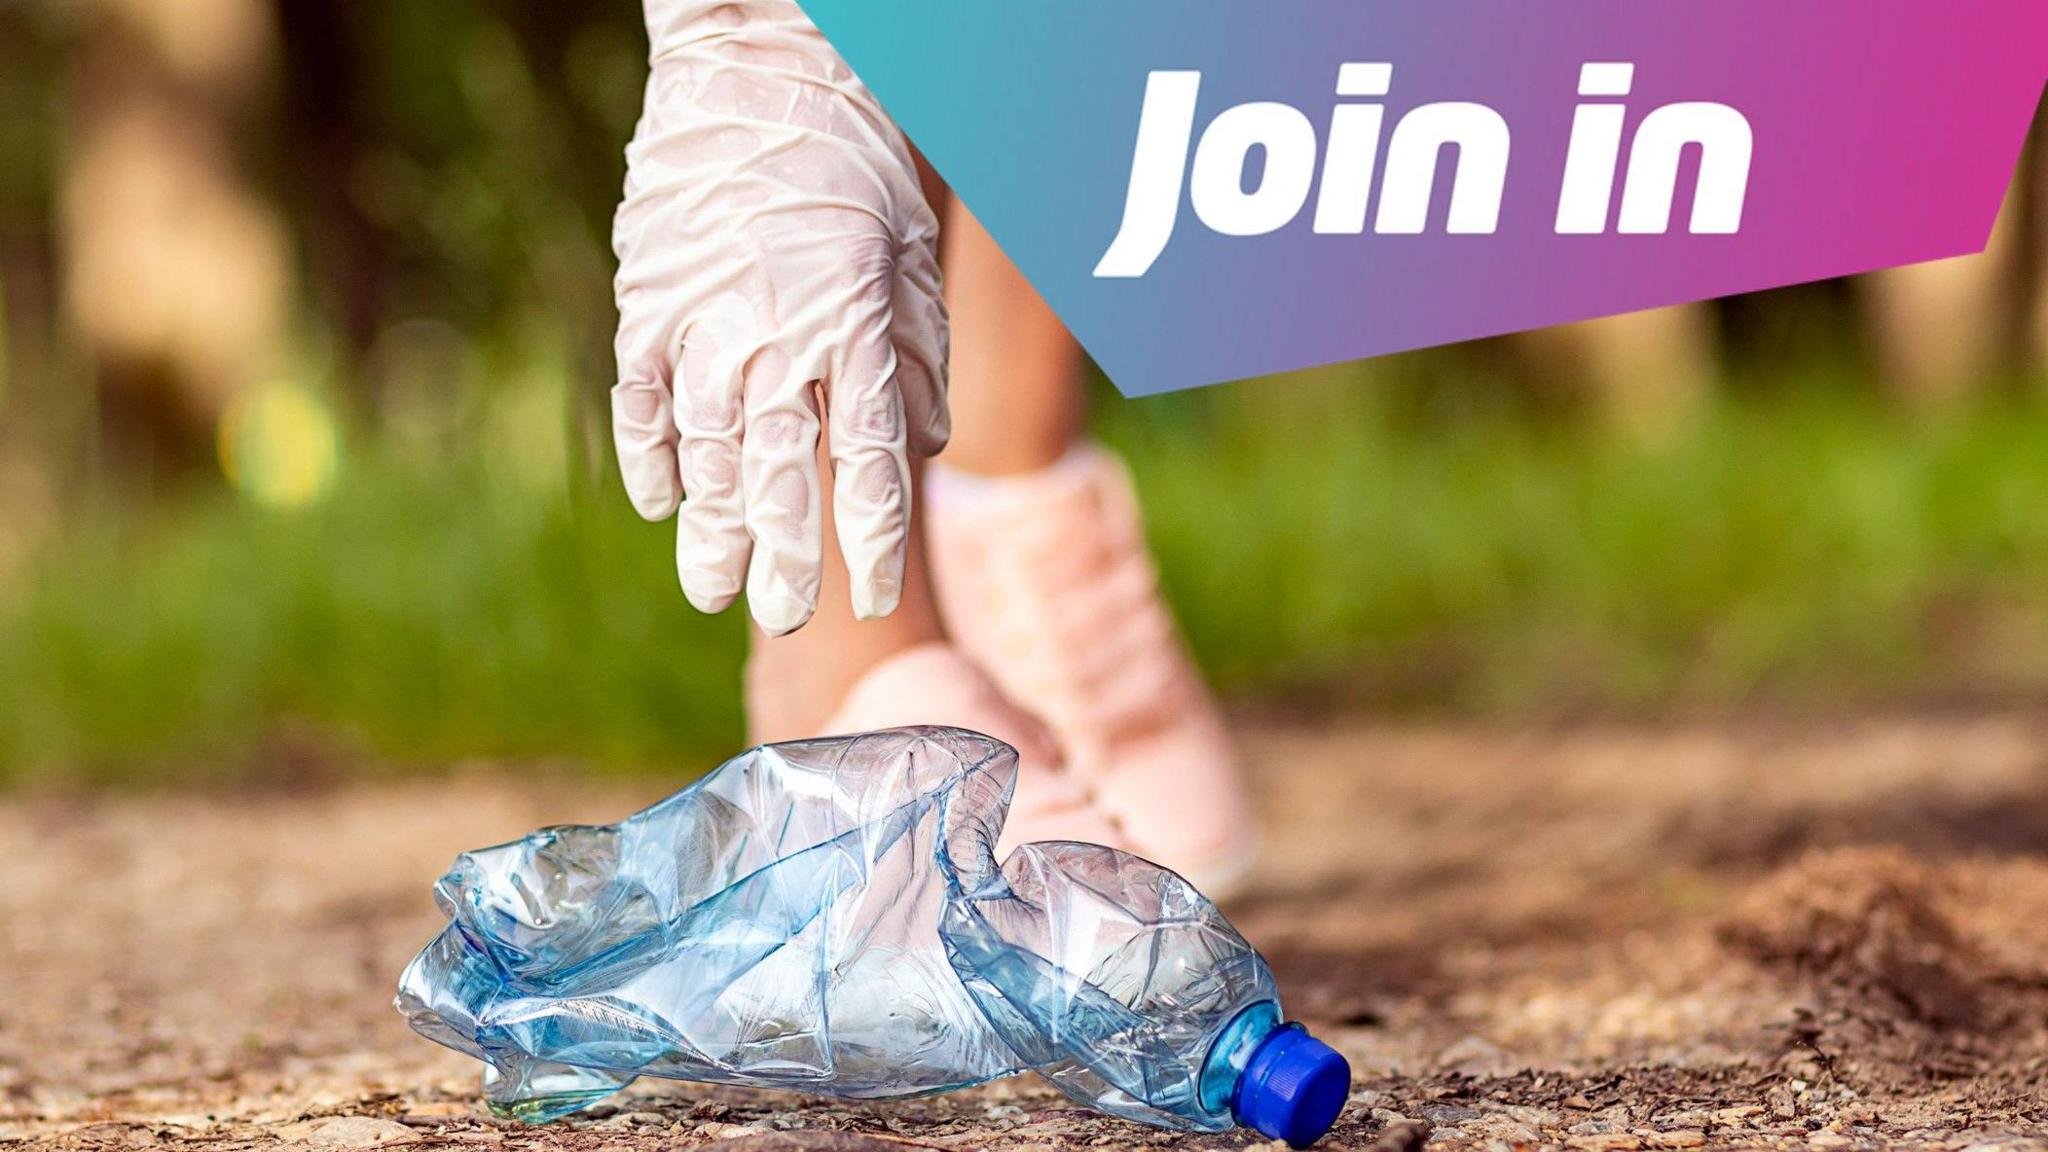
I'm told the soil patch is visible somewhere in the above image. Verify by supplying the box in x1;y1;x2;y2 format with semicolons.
7;712;2048;1149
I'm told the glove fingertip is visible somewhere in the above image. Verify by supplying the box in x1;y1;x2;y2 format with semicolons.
911;416;951;458
631;486;683;523
682;585;739;616
622;461;683;522
678;541;745;615
749;591;818;638
850;574;903;622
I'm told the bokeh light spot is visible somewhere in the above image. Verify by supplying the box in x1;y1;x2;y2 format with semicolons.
218;380;341;509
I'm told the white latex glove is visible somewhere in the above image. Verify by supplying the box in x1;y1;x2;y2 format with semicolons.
611;0;948;635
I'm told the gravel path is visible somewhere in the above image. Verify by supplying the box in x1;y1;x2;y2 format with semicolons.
7;712;2048;1150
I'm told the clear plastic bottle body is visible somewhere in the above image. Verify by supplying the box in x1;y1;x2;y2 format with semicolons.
397;728;1308;1134
938;838;1284;1131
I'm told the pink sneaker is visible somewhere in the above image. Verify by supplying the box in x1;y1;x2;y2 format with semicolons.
925;446;1258;897
812;642;1127;856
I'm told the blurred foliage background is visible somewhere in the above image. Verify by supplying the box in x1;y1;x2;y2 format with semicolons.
0;1;2045;785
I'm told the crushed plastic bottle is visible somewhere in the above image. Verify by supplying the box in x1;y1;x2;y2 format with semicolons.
396;726;1349;1147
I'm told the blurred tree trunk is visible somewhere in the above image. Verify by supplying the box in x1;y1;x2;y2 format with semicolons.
2033;124;2048;373
0;8;60;581
1519;304;1720;436
59;0;290;482
1861;174;2025;406
274;1;386;368
0;220;66;588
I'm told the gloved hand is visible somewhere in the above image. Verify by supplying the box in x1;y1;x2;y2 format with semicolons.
611;0;948;635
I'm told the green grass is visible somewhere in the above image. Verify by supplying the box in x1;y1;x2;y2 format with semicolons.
9;365;2048;784
1114;370;2048;712
0;450;748;784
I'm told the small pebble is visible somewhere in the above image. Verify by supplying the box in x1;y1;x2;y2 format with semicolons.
1566;1135;1642;1151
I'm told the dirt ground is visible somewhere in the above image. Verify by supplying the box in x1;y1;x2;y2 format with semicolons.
6;712;2048;1151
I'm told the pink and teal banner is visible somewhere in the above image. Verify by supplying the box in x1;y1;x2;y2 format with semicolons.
798;0;2046;395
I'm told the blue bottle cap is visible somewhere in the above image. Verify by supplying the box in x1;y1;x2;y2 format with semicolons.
1232;1022;1350;1148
